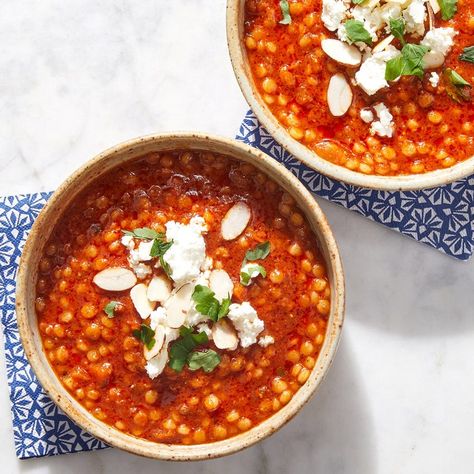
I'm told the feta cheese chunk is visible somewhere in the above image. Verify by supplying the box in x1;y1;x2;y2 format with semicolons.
322;0;350;31
403;0;426;37
429;71;440;88
421;27;457;56
121;235;135;250
370;103;394;138
351;5;384;41
355;46;399;95
258;335;275;347
163;216;207;286
197;323;212;339
360;108;374;123
227;302;264;348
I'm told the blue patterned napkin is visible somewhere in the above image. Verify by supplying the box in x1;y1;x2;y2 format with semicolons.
236;111;474;261
0;193;108;459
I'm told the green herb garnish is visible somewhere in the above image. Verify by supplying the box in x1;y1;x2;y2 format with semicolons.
150;238;174;277
191;285;231;322
188;349;221;373
240;263;267;286
245;241;271;261
168;327;211;372
132;324;156;350
351;0;366;4
122;228;163;240
444;68;472;103
278;0;292;25
104;301;121;318
439;0;458;20
460;46;474;64
385;43;430;81
389;18;405;45
344;19;373;46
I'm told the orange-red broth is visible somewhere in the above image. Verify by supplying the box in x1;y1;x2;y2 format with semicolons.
36;150;330;444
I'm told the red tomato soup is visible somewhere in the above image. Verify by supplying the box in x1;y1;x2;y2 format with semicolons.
244;0;474;176
36;151;330;444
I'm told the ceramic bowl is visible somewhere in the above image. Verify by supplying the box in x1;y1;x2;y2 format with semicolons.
16;133;345;460
226;0;474;191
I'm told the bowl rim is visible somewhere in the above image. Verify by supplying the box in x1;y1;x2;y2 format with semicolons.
226;0;474;192
16;132;345;461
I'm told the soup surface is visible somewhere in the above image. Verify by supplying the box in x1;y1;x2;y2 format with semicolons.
36;150;330;444
244;0;474;176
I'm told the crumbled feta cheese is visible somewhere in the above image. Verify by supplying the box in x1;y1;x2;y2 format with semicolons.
429;71;440;88
355;46;399;95
136;240;154;261
126;240;154;278
322;0;350;31
351;5;384;41
360;108;374;123
163;216;207;286
149;306;167;330
370;103;394;137
197;323;212;339
240;262;264;285
227;302;264;348
403;0;426;37
380;2;402;29
421;27;457;56
131;262;152;280
258;335;275;347
121;235;135;250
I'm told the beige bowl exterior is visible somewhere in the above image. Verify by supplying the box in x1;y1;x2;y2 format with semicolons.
16;133;344;461
226;0;474;191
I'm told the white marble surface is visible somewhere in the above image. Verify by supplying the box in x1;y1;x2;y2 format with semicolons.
1;1;473;472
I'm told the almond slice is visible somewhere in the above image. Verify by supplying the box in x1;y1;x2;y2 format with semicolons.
428;0;440;14
427;2;436;29
147;275;172;303
93;267;137;291
130;283;156;319
221;202;251;241
327;74;353;117
212;320;239;350
164;283;193;328
423;51;445;69
209;269;234;302
321;39;361;67
144;325;165;360
372;34;394;54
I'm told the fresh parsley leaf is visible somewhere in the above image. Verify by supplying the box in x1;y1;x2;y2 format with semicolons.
150;239;173;258
385;43;430;81
122;227;164;240
444;68;472;103
344;19;373;46
168;327;210;372
279;0;291;25
438;0;458;20
192;285;230;322
104;301;120;318
240;263;267;286
132;324;156;350
389;18;405;45
217;296;231;320
159;255;172;277
352;0;365;4
460;46;474;64
245;241;271;261
187;350;221;373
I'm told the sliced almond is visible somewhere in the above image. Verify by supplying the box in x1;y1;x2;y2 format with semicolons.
164;283;193;328
321;39;361;67
209;269;234;302
147;275;172;303
212;320;239;350
145;347;168;379
327;74;353;117
428;0;440;14
372;34;394;54
93;267;137;291
427;2;435;30
130;283;156;319
221;202;251;241
144;325;165;360
423;50;445;69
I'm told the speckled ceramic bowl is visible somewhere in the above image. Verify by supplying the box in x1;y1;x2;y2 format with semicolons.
16;133;345;460
226;0;474;191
